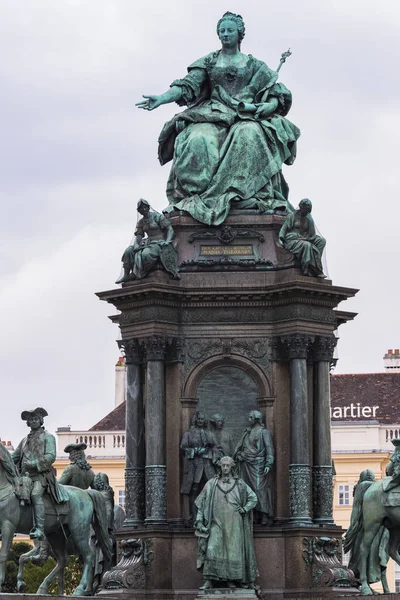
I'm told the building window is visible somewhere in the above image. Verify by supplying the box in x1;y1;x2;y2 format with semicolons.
118;489;126;510
395;562;400;593
341;551;350;566
338;484;351;506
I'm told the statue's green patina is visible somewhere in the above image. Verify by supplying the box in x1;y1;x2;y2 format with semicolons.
195;456;258;590
0;430;112;596
234;410;275;525
116;198;179;284
279;198;326;278
343;439;400;595
137;12;300;226
343;470;390;594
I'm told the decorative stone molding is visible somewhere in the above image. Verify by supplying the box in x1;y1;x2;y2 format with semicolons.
289;464;311;521
101;538;154;590
188;226;265;245
302;536;358;589
312;336;338;362
145;465;167;523
118;339;142;365
142;337;167;361
124;468;145;526
312;465;334;522
183;337;271;374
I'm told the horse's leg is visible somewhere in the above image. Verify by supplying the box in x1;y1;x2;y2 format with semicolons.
380;567;390;594
358;523;382;596
37;533;69;595
0;520;15;591
17;540;49;593
71;526;95;597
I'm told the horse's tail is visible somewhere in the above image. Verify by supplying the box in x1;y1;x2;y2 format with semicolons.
88;490;113;565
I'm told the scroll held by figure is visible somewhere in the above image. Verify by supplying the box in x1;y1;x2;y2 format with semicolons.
116;198;179;284
279;198;326;278
234;410;275;525
195;456;258;591
136;12;300;226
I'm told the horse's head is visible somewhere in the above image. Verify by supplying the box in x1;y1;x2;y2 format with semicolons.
0;442;17;484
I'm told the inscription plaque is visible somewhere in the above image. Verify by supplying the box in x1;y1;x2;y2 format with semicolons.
201;245;254;256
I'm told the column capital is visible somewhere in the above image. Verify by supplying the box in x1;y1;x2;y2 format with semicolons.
312;336;338;362
141;336;168;361
281;334;315;359
118;338;143;365
166;337;184;363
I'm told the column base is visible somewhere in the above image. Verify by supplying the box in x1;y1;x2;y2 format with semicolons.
123;518;144;529
286;517;314;527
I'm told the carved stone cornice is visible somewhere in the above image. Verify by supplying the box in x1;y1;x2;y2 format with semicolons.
141;337;167;361
281;334;315;360
118;339;143;365
312;336;338;362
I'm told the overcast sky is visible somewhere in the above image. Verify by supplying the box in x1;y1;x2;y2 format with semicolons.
1;0;399;445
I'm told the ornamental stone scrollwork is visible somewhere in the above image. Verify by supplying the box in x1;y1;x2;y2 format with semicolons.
313;466;333;522
118;338;143;365
312;336;338;362
145;466;167;523
141;336;167;361
232;339;269;369
101;538;154;590
179;257;273;272
289;465;311;520
302;536;357;589
125;468;145;525
183;337;271;374
188;226;265;245
281;334;315;359
184;339;223;373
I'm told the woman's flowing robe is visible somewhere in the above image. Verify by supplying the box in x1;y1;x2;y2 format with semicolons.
159;51;300;226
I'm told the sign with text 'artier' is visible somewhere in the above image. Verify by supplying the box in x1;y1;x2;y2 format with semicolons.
330;403;379;420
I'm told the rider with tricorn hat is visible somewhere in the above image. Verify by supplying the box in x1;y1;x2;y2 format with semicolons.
59;442;95;489
12;407;68;540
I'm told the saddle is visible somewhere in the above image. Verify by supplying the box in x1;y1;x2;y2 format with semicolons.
382;476;400;506
43;494;70;516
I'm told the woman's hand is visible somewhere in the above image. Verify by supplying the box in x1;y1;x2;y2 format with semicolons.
255;98;279;120
136;95;164;111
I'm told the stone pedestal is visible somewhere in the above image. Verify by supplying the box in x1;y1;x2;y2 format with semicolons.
197;591;256;599
97;213;359;599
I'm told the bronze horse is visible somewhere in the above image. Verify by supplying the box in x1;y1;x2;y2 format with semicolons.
0;443;112;595
347;476;400;595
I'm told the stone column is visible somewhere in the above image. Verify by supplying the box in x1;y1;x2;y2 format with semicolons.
312;336;337;524
118;339;145;527
143;337;167;525
282;334;314;525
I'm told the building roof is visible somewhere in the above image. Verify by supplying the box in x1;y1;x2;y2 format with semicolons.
88;372;400;431
330;372;400;424
89;402;126;431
